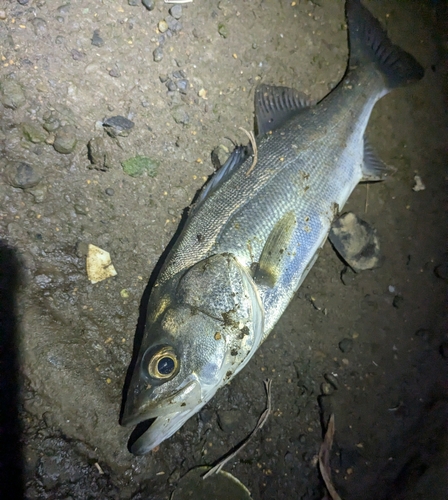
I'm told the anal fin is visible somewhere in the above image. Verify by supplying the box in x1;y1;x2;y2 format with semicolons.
361;137;396;182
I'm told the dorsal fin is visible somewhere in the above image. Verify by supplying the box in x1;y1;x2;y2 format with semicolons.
193;146;249;210
254;84;313;136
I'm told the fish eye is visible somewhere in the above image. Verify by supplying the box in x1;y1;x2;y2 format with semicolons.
145;345;179;380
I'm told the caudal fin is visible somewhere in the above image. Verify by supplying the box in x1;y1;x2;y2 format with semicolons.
346;0;424;88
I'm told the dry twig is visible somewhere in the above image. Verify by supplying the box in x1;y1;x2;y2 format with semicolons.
319;414;342;500
203;379;272;479
239;127;258;176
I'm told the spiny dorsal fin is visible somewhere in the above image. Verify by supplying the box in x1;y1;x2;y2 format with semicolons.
193;146;249;210
255;84;313;137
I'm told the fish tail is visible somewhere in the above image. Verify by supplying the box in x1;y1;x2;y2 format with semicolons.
346;0;424;89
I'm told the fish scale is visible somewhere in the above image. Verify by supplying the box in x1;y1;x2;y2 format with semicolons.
121;0;424;455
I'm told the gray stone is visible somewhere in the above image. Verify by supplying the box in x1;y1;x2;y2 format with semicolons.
329;212;382;272
22;122;47;143
53;125;77;154
87;137;111;170
171;106;190;125
102;115;134;138
153;47;163;62
338;338;353;353
0;80;26;109
142;0;155;11
170;5;182;19
5;161;42;189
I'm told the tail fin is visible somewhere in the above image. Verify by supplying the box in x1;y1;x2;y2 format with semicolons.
346;0;424;88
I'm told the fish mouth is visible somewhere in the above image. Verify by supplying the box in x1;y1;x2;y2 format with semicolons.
127;405;207;455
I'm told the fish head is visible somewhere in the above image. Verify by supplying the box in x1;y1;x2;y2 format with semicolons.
121;253;264;454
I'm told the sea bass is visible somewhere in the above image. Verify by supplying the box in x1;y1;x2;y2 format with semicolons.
121;0;423;454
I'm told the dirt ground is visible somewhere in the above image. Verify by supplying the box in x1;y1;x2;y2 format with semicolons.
0;0;447;499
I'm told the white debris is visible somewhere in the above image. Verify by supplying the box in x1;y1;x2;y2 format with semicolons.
412;175;425;192
86;244;117;284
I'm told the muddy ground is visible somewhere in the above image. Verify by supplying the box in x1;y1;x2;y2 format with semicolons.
0;0;447;499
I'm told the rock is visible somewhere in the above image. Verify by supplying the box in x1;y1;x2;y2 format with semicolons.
121;156;158;177
170;5;182;19
31;18;47;35
142;0;155;11
217;410;246;433
0;80;26;109
392;294;404;309
102;115;134;138
87;137;111;170
153;47;163;62
218;23;229;38
171;106;190;125
5;161;42;189
109;67;121;78
22;122;48;143
338;338;353;353
27;184;47;203
91;29;104;47
329;212;382;272
53;125;77;154
176;79;188;93
43;115;60;132
105;188;114;196
165;15;182;34
158;20;168;33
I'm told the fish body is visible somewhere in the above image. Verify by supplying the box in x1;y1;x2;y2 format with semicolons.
121;0;424;454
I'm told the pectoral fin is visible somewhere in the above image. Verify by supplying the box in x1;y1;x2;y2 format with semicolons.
254;211;296;287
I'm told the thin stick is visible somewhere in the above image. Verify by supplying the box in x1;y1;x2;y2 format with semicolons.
364;183;369;213
239;127;258;176
203;379;272;479
318;414;342;500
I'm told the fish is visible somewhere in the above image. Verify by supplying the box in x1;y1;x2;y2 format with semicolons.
121;0;424;454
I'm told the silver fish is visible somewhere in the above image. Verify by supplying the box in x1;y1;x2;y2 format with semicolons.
121;0;423;454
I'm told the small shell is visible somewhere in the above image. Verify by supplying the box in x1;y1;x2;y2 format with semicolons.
86;244;117;284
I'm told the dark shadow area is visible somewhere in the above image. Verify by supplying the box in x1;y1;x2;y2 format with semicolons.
0;241;24;500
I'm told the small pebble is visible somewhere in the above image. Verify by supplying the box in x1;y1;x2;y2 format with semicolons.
32;18;47;35
321;382;333;395
338;338;353;353
218;23;228;38
43;116;60;132
105;188;115;196
176;79;188;93
128;0;139;6
53;125;77;154
392;295;404;309
153;47;163;62
172;70;186;79
6;161;42;189
109;67;121;78
158;20;168;33
166;80;177;92
324;373;339;390
0;10;7;20
159;74;169;83
17;0;29;4
170;5;182;19
0;80;26;109
434;262;448;281
91;29;104;47
57;4;70;15
165;15;182;33
142;0;155;11
22;122;47;143
103;116;134;138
